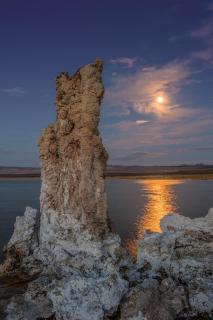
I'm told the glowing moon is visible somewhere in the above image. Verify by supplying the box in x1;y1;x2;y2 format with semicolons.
156;96;164;104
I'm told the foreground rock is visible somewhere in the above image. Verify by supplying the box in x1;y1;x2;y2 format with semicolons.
0;207;38;274
119;208;213;320
2;208;212;319
0;59;212;319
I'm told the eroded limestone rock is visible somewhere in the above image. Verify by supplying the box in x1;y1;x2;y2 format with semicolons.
125;208;213;319
119;278;187;320
0;59;129;320
38;58;109;244
0;207;39;274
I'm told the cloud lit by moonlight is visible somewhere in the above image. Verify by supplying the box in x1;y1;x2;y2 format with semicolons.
152;92;170;115
106;60;191;118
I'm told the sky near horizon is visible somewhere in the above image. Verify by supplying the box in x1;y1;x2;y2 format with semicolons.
0;0;213;166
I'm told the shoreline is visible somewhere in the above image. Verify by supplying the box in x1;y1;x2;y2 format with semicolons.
1;172;213;180
106;171;213;180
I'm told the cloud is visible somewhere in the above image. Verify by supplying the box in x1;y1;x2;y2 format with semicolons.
168;17;213;63
168;34;186;42
170;17;213;43
191;47;213;62
191;146;213;151
109;143;213;165
190;20;213;63
0;147;39;167
105;60;192;118
110;57;137;68
0;87;27;96
103;108;213;160
190;22;213;39
208;2;213;11
136;120;150;125
192;46;213;65
112;151;167;163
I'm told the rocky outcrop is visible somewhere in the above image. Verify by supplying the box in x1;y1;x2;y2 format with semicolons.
0;59;129;320
0;207;39;274
32;59;127;287
2;208;212;320
3;233;129;320
119;209;213;320
0;59;212;320
38;58;110;260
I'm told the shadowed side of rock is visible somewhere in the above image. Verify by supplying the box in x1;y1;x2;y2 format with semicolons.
0;207;40;274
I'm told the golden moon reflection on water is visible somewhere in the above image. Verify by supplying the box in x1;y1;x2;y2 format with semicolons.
127;179;184;258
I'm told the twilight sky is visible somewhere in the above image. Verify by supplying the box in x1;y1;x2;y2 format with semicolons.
0;0;213;166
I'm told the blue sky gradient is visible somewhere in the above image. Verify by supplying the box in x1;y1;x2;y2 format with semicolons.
0;0;213;166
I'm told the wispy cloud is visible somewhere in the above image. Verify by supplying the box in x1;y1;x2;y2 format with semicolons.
168;34;185;43
169;16;213;63
103;108;213;161
112;151;167;163
190;20;213;63
191;146;213;151
208;2;213;11
190;21;213;39
110;57;137;68
106;60;192;118
0;147;39;166
109;143;213;165
136;120;150;125
0;87;27;96
191;47;213;62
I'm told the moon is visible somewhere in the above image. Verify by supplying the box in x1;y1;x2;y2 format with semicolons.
156;96;164;104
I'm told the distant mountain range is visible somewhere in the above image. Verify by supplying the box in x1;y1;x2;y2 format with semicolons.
0;166;40;176
0;164;213;177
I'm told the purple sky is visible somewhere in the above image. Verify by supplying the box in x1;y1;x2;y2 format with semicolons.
0;0;213;166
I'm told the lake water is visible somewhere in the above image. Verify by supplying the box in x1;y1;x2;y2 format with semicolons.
0;178;213;260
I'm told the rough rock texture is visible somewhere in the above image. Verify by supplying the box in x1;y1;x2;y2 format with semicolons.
0;59;213;320
38;58;109;242
2;205;212;320
0;207;39;274
3;234;129;320
0;59;129;320
36;58;116;271
120;208;213;320
119;278;187;320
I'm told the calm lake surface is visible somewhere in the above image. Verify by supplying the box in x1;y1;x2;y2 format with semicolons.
0;178;213;259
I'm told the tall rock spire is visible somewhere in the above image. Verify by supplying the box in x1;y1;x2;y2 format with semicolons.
38;59;110;250
0;60;128;320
